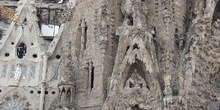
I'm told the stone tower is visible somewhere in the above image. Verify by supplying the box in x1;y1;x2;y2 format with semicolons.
0;0;220;110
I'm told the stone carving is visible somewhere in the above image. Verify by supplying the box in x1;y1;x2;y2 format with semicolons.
121;0;147;26
80;18;87;55
14;63;22;86
0;91;32;110
58;85;75;110
98;4;109;50
61;9;73;23
114;69;156;110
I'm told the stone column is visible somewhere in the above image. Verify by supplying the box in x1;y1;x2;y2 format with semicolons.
39;53;49;110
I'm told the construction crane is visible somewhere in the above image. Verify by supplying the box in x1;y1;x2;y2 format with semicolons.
0;4;18;23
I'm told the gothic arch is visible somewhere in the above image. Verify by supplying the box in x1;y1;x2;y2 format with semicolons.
212;1;220;23
122;60;150;90
115;33;159;91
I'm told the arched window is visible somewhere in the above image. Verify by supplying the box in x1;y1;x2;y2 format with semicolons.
31;66;36;79
213;1;220;22
2;65;7;77
17;43;27;59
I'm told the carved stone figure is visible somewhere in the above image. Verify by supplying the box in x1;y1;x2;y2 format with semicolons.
113;69;154;110
14;63;22;86
121;0;147;26
164;75;172;95
124;69;147;90
61;9;73;23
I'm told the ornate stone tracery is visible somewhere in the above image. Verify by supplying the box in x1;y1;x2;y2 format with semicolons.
0;91;32;110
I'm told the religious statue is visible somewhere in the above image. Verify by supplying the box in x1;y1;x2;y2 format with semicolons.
14;63;22;86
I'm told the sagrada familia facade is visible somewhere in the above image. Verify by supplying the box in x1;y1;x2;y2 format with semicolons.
0;0;220;109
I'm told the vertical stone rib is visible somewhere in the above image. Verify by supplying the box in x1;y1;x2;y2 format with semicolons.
173;0;187;34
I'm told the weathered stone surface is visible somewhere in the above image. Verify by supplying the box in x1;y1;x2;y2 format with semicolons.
1;0;220;110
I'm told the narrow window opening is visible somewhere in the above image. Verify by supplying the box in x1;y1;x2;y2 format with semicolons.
133;43;140;50
126;46;130;52
67;89;71;94
129;81;134;88
22;66;27;79
91;66;94;89
132;104;142;110
174;28;179;46
213;1;220;22
31;66;36;79
54;66;59;80
152;27;156;38
127;16;134;26
140;83;143;88
204;0;207;9
84;25;88;50
10;65;15;78
17;43;27;59
61;87;65;93
23;18;27;25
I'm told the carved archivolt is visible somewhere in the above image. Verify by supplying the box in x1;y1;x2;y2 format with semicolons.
102;26;161;109
0;91;32;110
114;68;156;110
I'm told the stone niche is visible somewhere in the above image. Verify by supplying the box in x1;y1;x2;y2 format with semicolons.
123;63;149;90
114;62;155;110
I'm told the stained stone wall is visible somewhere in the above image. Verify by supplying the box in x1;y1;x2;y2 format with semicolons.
0;0;220;110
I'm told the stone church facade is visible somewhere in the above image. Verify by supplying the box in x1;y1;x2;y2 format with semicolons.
0;0;220;110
